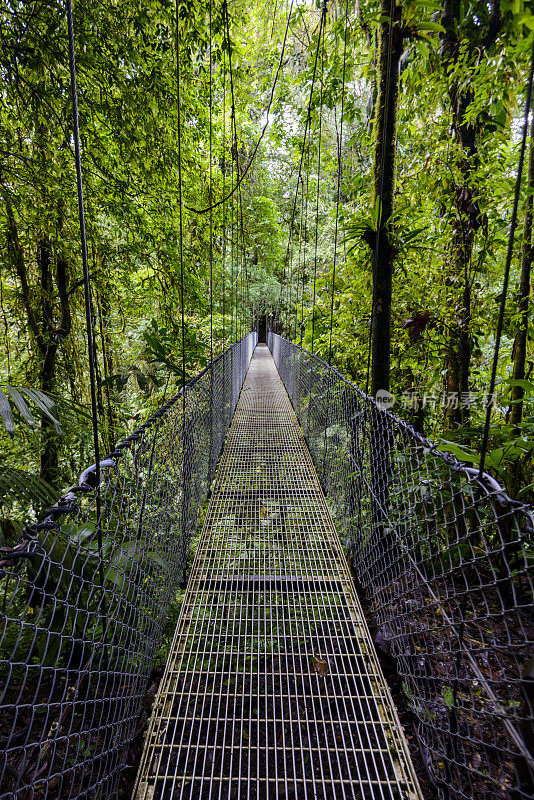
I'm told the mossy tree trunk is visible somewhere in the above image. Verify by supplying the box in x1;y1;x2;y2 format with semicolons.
441;0;477;428
38;238;71;487
440;0;502;429
370;0;404;397
368;0;404;587
5;203;71;489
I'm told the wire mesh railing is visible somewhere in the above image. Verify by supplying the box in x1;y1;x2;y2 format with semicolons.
269;332;534;800
0;332;256;800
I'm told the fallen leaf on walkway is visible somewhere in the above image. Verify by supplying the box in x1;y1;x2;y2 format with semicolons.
312;655;329;675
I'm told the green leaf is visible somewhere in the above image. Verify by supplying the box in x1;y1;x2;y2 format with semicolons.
416;22;445;33
18;388;62;434
0;466;57;509
5;386;35;428
438;440;479;464
520;14;534;30
504;378;534;393
0;389;15;437
442;685;454;708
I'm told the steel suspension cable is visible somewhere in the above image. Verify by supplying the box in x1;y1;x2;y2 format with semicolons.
174;0;186;393
479;38;534;476
222;49;227;349
327;0;349;366
231;175;235;339
299;147;311;346
65;0;106;633
290;177;305;341
186;0;294;216
208;0;215;483
286;182;299;338
293;177;305;341
222;0;238;340
279;0;325;326
321;0;350;481
209;0;214;364
310;3;326;354
224;0;248;339
174;0;189;581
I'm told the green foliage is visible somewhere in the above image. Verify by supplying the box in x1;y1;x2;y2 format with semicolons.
1;0;533;523
0;386;62;437
0;467;57;512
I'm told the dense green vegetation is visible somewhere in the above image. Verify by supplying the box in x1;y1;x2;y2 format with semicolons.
1;0;534;544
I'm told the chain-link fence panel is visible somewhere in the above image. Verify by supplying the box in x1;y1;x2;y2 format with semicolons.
0;332;257;800
269;332;534;800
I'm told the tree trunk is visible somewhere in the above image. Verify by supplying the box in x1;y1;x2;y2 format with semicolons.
38;243;71;487
368;1;404;594
509;115;534;427
441;0;486;429
96;282;118;452
5;203;71;489
38;238;59;486
370;0;403;397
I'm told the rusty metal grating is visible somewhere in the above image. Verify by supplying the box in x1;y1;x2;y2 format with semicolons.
134;344;422;800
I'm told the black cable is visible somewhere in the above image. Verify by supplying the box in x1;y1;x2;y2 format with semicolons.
209;0;213;365
299;147;311;346
65;0;107;645
222;44;227;349
175;0;188;579
174;0;186;393
294;177;305;341
208;0;215;483
230;142;236;340
327;0;349;366
322;0;349;484
186;0;294;216
279;1;326;322
222;0;238;340
288;176;302;341
479;37;534;476
310;1;327;354
224;0;249;340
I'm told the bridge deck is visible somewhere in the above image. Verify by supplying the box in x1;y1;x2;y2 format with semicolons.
134;344;421;800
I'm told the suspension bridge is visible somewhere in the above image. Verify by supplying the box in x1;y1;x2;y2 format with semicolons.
134;344;421;800
1;333;533;800
1;0;534;797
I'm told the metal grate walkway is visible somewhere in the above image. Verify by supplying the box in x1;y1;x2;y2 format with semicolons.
134;345;422;800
